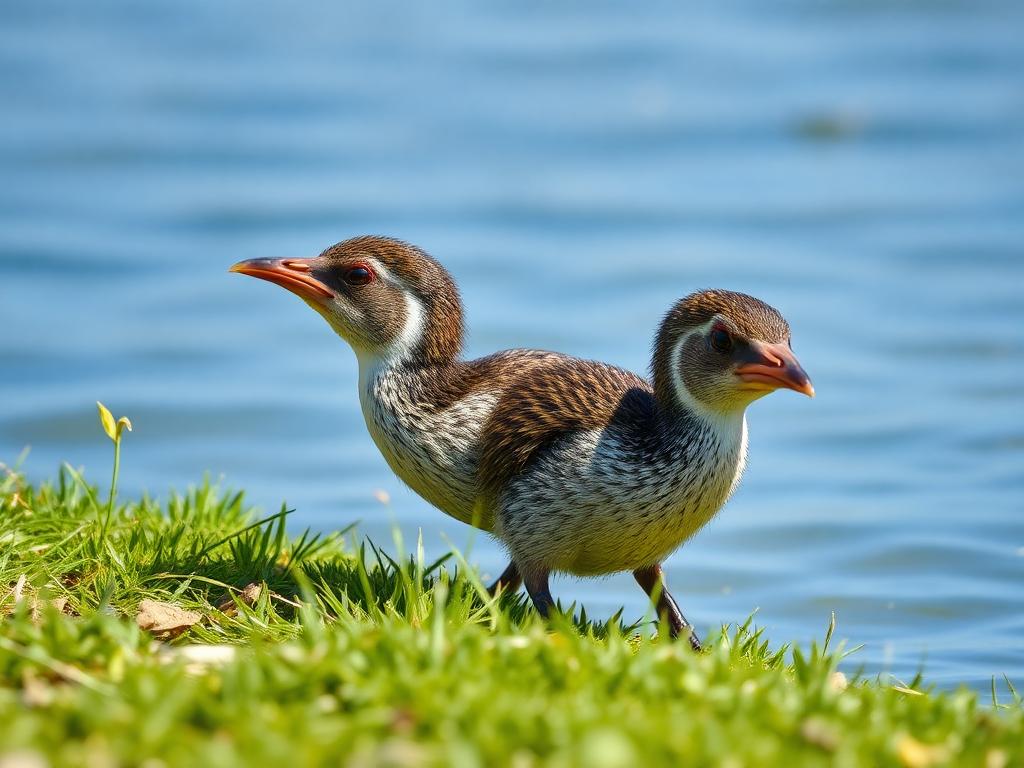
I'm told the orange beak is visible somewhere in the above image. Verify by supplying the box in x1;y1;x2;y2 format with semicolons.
229;258;334;304
735;341;815;398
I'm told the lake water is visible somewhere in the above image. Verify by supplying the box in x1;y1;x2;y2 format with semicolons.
1;1;1021;691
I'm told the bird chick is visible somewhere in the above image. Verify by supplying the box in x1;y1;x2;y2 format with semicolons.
231;236;813;648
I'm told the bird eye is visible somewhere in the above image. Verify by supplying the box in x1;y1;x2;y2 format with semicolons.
343;265;374;286
709;327;733;354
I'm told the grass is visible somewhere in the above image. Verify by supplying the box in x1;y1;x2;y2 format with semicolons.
1;412;1022;766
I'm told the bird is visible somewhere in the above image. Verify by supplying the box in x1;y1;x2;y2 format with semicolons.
231;236;813;649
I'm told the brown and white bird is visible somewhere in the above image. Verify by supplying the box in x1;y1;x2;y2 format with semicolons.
231;236;813;649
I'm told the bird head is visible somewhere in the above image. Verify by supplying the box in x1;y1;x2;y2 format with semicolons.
652;289;814;416
230;236;464;368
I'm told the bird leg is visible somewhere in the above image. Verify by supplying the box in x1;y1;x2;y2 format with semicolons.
634;564;703;652
523;569;556;619
487;561;522;596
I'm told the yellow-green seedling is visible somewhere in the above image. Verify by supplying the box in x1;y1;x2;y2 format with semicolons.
97;401;132;541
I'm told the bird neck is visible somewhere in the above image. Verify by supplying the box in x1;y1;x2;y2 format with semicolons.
354;287;463;390
646;345;749;474
355;345;455;399
644;396;749;504
650;387;747;450
652;322;698;416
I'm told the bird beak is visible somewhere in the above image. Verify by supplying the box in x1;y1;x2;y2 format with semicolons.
229;258;334;304
735;341;815;398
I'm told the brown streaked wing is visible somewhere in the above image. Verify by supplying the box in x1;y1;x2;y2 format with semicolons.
406;349;566;413
477;355;652;502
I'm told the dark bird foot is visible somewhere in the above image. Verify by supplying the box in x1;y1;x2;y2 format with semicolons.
487;561;522;597
674;624;704;653
523;569;556;619
634;564;703;652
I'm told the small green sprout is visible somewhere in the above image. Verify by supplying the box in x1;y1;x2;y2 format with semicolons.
97;401;132;541
97;401;132;443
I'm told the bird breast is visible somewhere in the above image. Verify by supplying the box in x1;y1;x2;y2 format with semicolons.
495;414;748;576
359;367;497;527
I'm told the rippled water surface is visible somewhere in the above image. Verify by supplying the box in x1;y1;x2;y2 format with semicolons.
2;1;1022;689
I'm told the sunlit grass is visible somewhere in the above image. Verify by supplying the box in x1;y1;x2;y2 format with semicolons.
0;413;1021;766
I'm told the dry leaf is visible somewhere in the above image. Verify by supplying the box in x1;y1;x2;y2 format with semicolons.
10;574;26;605
239;582;262;604
136;599;201;638
216;582;262;615
29;596;71;624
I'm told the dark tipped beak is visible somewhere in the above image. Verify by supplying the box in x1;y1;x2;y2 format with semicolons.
735;341;815;398
229;258;334;303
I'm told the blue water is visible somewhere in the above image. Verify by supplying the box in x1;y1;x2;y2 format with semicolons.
1;1;1022;690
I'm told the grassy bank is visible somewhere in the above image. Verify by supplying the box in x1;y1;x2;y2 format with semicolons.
1;425;1022;766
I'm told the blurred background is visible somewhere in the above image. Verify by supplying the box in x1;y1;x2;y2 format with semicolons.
1;1;1022;689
